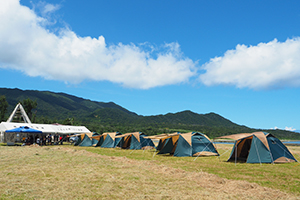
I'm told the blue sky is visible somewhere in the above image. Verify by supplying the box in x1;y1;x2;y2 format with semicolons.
1;0;300;131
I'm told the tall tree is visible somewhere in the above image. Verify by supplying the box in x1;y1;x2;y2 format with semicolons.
0;95;8;121
21;98;37;121
63;117;74;125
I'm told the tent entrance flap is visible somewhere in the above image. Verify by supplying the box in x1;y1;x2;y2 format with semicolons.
228;136;253;162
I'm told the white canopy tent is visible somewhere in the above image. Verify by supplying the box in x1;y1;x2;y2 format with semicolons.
0;103;91;143
0;122;90;143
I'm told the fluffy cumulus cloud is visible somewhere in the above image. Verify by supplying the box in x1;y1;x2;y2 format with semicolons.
0;0;196;89
199;38;300;90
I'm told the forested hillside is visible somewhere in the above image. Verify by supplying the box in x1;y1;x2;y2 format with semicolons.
1;88;299;140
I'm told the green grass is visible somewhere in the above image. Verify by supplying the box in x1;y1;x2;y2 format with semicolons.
77;144;300;195
1;144;299;199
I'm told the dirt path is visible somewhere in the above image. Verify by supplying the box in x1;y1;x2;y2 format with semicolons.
0;146;298;199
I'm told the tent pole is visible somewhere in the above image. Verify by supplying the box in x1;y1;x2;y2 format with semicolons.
269;149;274;165
235;141;237;166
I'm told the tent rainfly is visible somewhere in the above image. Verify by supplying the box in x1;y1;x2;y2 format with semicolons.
217;132;297;164
158;132;219;157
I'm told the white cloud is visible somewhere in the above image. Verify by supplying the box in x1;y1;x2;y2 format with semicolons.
271;126;296;131
0;0;196;89
284;126;296;131
199;38;300;90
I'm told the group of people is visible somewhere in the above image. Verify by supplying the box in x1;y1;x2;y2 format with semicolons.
23;134;64;146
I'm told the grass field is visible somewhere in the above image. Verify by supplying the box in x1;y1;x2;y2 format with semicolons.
0;144;299;199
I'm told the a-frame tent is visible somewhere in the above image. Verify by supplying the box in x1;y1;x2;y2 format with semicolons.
158;132;219;157
217;132;297;164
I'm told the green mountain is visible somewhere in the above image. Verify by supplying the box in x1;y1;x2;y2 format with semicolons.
1;88;299;139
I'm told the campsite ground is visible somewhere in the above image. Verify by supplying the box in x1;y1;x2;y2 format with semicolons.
0;144;299;199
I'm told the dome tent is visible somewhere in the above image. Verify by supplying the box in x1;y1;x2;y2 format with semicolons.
78;134;93;146
115;132;155;150
158;132;219;157
217;132;297;164
100;132;122;148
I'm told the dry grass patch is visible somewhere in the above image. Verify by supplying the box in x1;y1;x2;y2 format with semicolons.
0;145;299;199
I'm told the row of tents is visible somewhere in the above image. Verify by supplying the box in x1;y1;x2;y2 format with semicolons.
74;132;156;150
72;131;298;164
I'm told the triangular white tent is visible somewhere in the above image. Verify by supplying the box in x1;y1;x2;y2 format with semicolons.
6;103;31;123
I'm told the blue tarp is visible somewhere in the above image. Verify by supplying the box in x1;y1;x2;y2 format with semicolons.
5;126;42;133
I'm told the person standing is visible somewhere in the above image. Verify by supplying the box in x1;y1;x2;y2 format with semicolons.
47;134;51;145
51;134;54;145
59;135;63;145
54;134;58;143
42;136;46;146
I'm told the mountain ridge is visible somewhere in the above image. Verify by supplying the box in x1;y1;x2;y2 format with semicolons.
0;87;299;139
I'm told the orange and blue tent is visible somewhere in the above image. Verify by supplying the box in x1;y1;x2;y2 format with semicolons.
115;132;155;150
158;132;219;157
100;132;122;148
217;132;297;164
